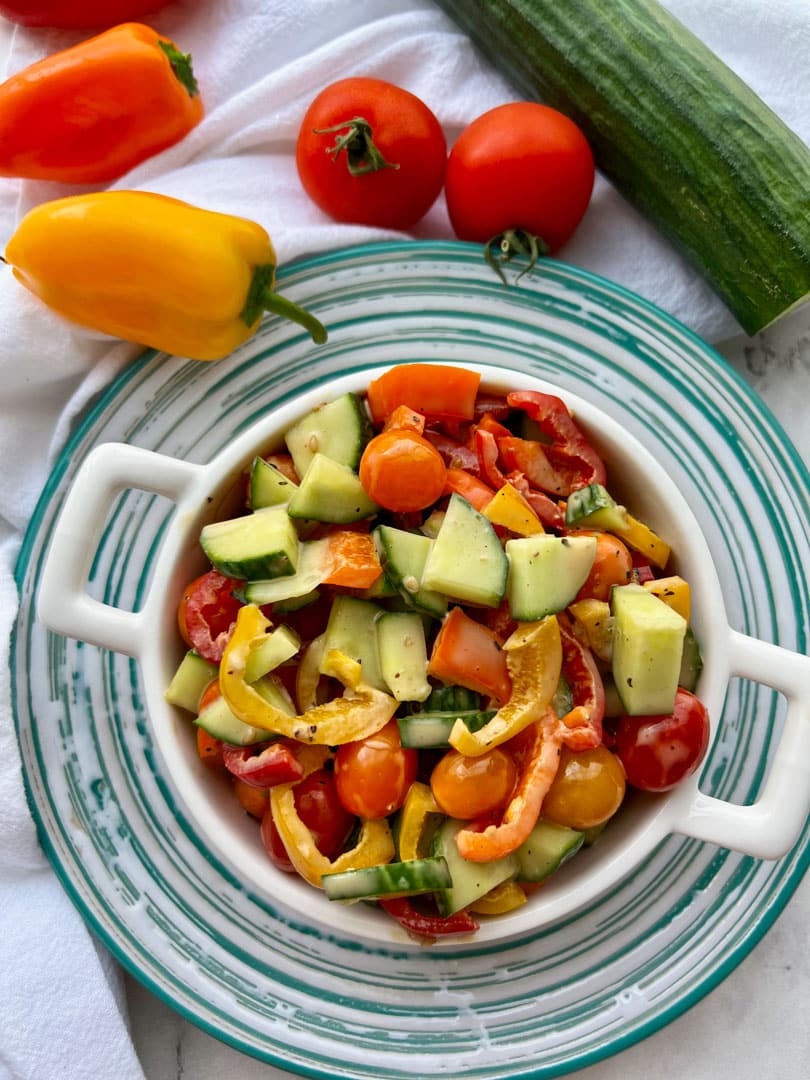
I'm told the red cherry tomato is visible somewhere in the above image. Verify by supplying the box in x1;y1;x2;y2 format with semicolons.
296;78;446;230
430;747;517;820
359;429;448;513
445;102;594;253
334;720;418;819
615;688;710;793
177;570;244;663
574;531;634;602
261;768;356;873
0;1;169;27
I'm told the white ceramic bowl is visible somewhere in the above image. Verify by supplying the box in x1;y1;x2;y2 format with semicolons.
35;359;810;948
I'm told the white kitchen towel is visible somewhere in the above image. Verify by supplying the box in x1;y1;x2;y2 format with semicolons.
0;2;807;1078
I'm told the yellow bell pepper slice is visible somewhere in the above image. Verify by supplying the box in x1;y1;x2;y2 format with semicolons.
220;604;397;745
270;784;395;889
395;781;441;861
449;616;563;756
567;598;613;663
643;575;691;622
615;512;670;569
467;880;528;915
483;483;545;535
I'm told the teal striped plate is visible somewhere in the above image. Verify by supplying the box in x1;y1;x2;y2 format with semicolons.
12;241;809;1078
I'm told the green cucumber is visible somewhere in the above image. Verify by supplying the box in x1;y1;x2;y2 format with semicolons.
320;595;387;691
373;524;448;618
422;494;508;608
433;0;810;334
505;534;596;620
565;484;626;532
376;611;431;703
243;624;300;684
194;673;294;746
200;505;298;581
322;856;451;901
611;582;686;715
164;650;218;713
397;709;496;749
514;818;584;883
243;537;330;605
286;453;378;523
249;456;298;509
284;391;372;476
678;626;704;692
432;817;519;916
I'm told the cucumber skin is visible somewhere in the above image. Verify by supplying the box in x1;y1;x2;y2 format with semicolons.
434;0;810;334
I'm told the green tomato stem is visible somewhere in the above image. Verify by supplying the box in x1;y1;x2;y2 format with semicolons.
313;116;400;176
484;229;550;285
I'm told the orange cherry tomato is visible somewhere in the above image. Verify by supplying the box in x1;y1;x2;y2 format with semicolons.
574;531;633;602
430;747;517;820
542;745;626;830
359;429;447;513
334;720;417;819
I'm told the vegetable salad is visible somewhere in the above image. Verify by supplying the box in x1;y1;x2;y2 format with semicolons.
166;364;710;941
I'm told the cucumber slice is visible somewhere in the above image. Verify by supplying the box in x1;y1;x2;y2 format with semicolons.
679;626;704;692
322;856;452;901
611;583;686;715
373;525;447;618
287;453;379;523
514;818;584;882
421;494;508;608
164;650;218;713
397;709;496;748
200;505;298;581
377;611;431;703
249;456;298;509
284;391;372;477
320;595;387;691
243;624;301;684
243;537;330;605
194;679;291;746
432;817;519;916
505;534;596;620
565;483;626;531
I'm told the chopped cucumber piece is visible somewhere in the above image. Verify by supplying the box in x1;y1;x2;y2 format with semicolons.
376;611;431;703
249;456;298;509
322;856;451;901
284;391;372;477
422;494;508;608
287;453;378;523
164;650;218;713
611;583;686;715
565;483;626;531
320;595;386;691
373;525;447;618
505;534;596;620
678;626;704;692
200;505;298;581
397;709;496;748
515;818;584;882
194;673;293;745
243;624;301;684
243;537;330;605
432;817;518;916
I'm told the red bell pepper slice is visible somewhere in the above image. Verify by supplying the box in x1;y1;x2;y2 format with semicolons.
424;430;480;472
523;489;566;531
474;428;508;489
557;619;605;751
222;740;304;790
506;391;607;492
443;467;495;511
379;897;480;938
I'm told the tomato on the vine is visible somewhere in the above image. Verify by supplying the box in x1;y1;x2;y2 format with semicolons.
261;767;355;873
334;720;417;819
296;77;446;230
445;102;594;260
615;688;710;792
177;570;243;663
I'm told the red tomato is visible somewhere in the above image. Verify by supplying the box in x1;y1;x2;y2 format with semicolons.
574;531;634;602
0;1;169;26
261;768;356;873
445;102;594;253
359;429;447;513
296;78;446;230
615;688;710;792
177;570;244;663
334;720;417;819
430;747;517;820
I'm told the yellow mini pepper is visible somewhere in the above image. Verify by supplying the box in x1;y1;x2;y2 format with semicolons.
3;191;327;360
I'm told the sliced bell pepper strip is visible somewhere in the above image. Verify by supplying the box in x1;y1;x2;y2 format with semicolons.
483;482;545;536
221;740;304;789
449;616;563;756
428;606;512;704
443;467;495;511
642;575;691;622
321;530;383;589
557;621;605;751
476;412;513;440
366;364;481;426
383;405;426;433
378;896;480;938
498;435;568;496
220;604;397;744
423;431;480;472
467;879;528;915
506;391;607;492
455;710;564;861
524;489;566;531
396;781;441;861
270;784;394;888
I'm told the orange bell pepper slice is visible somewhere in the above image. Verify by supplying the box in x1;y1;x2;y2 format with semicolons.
428;606;512;704
320;530;383;589
366;364;481;426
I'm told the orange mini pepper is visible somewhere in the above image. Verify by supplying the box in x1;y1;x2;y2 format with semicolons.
0;22;203;183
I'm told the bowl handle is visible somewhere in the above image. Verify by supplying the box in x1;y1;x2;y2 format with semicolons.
673;629;810;858
36;443;204;658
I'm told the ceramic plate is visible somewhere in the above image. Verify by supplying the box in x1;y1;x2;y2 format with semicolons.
12;241;810;1079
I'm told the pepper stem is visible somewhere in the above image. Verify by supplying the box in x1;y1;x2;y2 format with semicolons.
484;228;550;285
313;116;400;176
157;40;200;97
241;264;328;344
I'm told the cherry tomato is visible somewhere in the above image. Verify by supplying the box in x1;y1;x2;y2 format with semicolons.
430;747;517;820
542;745;626;830
261;767;356;873
195;724;225;771
233;779;269;821
0;1;170;27
359;430;447;513
615;688;710;792
334;720;417;819
445;102;594;253
296;78;446;230
574;531;634;602
177;570;243;663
